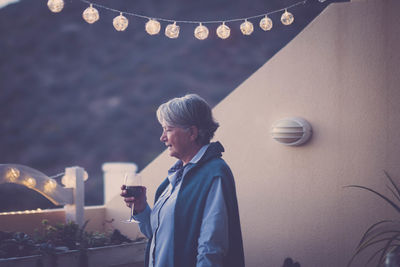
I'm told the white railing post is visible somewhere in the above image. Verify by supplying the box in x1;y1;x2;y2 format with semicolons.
102;162;137;204
63;166;85;227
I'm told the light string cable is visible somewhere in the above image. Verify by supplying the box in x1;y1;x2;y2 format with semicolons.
78;0;307;24
49;172;65;179
47;0;309;39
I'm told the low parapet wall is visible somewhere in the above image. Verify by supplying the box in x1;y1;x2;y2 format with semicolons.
0;205;105;235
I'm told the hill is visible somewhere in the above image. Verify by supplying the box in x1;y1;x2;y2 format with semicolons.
0;0;330;210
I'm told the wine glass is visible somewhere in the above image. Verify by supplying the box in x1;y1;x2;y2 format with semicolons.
122;172;142;223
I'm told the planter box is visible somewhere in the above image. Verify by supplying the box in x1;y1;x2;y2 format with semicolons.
85;241;147;267
0;241;147;267
0;255;41;267
41;250;80;267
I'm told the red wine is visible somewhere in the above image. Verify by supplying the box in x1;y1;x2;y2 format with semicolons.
125;186;143;198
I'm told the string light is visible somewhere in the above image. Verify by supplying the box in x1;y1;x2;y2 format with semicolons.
47;0;64;13
240;19;254;36
281;9;294;25
22;176;37;188
145;19;161;35
113;12;129;31
216;22;230;39
165;22;180;39
5;167;20;182
259;15;273;31
83;4;99;24
48;0;308;40
44;179;57;193
194;23;209;40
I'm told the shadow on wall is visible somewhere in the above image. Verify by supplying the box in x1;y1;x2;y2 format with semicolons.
282;257;301;267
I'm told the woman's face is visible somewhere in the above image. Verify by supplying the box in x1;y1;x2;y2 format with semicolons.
160;123;194;162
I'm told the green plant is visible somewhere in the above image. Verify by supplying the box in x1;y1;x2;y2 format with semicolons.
34;219;88;251
34;220;134;250
0;220;137;259
0;231;40;258
346;171;400;267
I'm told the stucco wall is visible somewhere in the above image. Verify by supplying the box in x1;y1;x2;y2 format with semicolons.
127;0;400;266
0;206;105;235
212;0;400;265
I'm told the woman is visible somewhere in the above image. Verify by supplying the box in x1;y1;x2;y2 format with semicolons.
121;94;244;267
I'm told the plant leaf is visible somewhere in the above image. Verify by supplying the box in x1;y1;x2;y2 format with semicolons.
358;220;394;247
348;235;400;267
385;171;400;204
377;233;400;267
359;230;400;252
366;245;400;266
345;185;400;214
387;185;400;203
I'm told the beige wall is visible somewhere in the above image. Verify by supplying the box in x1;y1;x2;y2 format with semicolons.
0;206;105;235
133;0;400;266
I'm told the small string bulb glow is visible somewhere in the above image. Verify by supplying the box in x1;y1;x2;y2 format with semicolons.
194;23;209;40
145;19;161;35
44;179;57;193
240;20;254;35
23;177;36;188
281;9;294;25
47;0;64;13
259;15;273;31
216;22;230;39
165;22;180;39
113;13;129;31
83;4;99;24
5;168;20;182
83;171;89;181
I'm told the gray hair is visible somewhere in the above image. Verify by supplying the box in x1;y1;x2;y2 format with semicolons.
156;94;219;145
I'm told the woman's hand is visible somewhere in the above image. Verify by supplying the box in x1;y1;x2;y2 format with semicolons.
120;185;147;214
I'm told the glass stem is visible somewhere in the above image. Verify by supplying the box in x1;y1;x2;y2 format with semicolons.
130;205;134;221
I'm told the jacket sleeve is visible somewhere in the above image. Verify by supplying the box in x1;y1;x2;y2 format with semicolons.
133;203;153;239
196;177;229;267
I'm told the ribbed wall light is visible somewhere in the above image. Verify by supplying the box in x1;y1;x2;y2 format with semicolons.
271;117;312;146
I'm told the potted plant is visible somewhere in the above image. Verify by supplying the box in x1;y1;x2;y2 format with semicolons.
0;231;42;267
0;220;147;267
82;227;146;267
346;171;400;267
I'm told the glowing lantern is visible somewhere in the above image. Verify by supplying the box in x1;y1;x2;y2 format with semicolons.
83;4;99;24
5;168;20;182
145;19;161;35
240;20;254;35
194;23;209;40
47;0;64;13
281;9;294;26
216;22;230;39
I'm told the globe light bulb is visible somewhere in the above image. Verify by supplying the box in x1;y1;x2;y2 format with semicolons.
281;9;294;26
216;22;230;39
44;179;57;193
47;0;64;13
145;19;161;35
240;19;254;35
83;171;89;181
83;4;99;24
23;177;36;188
194;23;209;40
259;15;273;31
113;13;129;31
5;167;20;182
165;22;180;39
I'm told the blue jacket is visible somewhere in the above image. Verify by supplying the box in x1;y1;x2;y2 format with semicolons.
145;141;245;267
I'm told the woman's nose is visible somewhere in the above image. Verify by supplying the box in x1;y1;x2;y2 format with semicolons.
160;131;166;142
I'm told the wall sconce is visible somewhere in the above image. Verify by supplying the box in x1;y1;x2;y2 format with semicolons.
271;117;312;146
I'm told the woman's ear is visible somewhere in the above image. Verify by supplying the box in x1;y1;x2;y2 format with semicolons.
188;126;199;142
